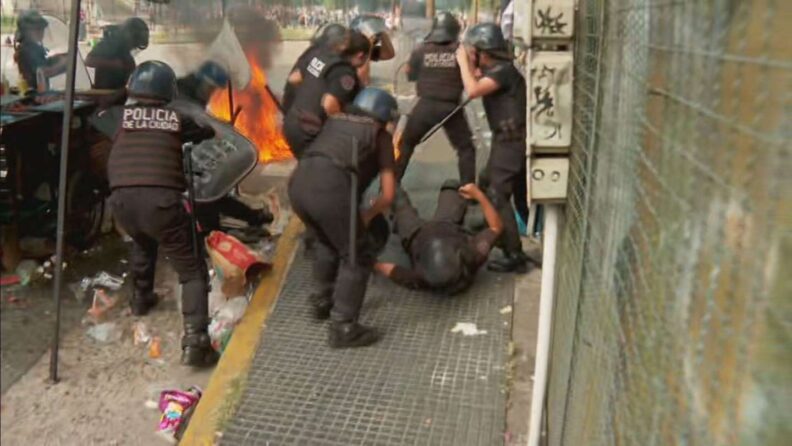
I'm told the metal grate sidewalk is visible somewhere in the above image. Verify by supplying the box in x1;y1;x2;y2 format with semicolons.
221;253;514;446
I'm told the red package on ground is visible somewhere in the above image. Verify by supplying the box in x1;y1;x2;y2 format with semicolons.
205;231;269;298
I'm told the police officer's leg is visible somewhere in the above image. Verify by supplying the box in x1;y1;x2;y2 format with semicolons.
111;189;159;315
155;198;215;366
395;99;438;181
289;163;339;319
392;187;425;251
486;166;529;273
443;110;477;184
432;179;466;224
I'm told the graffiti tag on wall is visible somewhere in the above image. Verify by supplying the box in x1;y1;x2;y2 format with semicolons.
533;0;575;39
530;52;573;149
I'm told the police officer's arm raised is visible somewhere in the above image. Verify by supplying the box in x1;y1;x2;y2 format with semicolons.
455;45;500;99
459;183;503;235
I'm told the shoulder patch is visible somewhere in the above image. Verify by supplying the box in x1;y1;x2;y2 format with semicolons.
340;74;356;91
307;57;325;78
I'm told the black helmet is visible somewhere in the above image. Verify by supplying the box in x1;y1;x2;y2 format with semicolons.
463;23;510;59
17;10;48;31
196;61;229;88
353;88;398;123
311;23;347;48
425;12;461;43
367;213;390;255
122;17;149;50
417;238;464;290
350;15;387;38
127;60;177;102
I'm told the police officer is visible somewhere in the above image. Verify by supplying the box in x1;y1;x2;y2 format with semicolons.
13;10;67;94
375;180;503;295
394;11;476;184
283;30;371;158
107;61;218;366
456;23;530;273
350;14;395;85
283;23;348;114
86;17;149;90
288;88;398;348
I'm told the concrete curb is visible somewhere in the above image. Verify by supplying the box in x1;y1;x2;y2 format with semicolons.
180;217;302;446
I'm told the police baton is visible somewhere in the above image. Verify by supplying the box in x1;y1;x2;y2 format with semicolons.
418;97;473;144
183;143;201;260
349;137;359;265
264;84;285;114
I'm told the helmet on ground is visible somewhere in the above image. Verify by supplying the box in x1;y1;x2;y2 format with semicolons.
196;61;229;88
311;23;347;48
367;213;390;255
353;88;398;123
122;17;149;50
463;22;510;59
17;10;48;31
425;12;461;43
127;60;177;102
417;238;464;290
350;15;387;38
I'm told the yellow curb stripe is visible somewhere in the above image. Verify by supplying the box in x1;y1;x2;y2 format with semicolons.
180;217;302;445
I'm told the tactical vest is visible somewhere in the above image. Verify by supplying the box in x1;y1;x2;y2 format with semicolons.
415;42;464;103
303;114;382;193
483;62;527;141
108;105;186;190
290;51;349;120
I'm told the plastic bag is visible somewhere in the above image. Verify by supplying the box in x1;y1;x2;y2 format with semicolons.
207;296;248;353
157;386;202;443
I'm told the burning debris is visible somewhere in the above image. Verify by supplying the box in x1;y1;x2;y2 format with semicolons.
208;52;292;164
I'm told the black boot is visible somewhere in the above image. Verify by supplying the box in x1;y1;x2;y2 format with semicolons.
181;324;219;367
487;251;530;274
309;292;333;321
130;291;158;316
328;321;380;349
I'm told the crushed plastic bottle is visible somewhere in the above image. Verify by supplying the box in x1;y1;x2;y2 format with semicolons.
86;322;123;343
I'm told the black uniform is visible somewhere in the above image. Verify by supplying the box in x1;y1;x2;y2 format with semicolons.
282;51;362;158
87;34;136;89
480;60;527;255
288;114;394;322
15;40;48;89
389;182;498;295
397;42;476;184
108;103;214;327
282;44;323;114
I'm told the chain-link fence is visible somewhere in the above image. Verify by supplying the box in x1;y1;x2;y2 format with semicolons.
547;0;790;445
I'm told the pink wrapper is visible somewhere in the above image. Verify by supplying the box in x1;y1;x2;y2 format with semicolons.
157;386;202;437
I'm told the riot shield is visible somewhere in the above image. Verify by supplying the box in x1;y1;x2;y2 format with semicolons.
184;19;251;91
92;100;257;203
42;14;93;90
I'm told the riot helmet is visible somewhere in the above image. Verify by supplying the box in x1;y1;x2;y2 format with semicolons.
311;23;348;49
17;10;48;31
196;61;229;88
122;17;149;50
425;12;461;43
127;60;177;102
367;213;390;256
350;15;387;39
463;22;511;60
15;10;48;42
417;238;464;291
352;88;398;123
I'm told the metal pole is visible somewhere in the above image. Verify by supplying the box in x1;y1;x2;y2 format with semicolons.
527;204;562;446
184;144;200;260
49;0;83;384
349;137;358;266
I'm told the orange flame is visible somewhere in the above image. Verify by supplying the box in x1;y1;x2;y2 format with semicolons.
207;52;292;163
